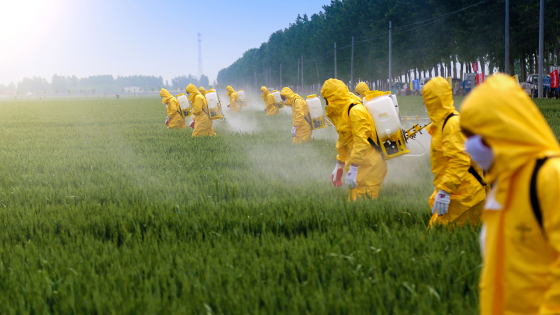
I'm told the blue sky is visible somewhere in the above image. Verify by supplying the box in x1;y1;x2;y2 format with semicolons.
0;0;332;86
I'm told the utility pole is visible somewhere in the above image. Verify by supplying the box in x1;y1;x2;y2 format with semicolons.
269;68;272;88
538;0;544;98
505;0;510;74
334;42;337;79
254;72;257;90
265;68;268;87
280;64;282;88
350;36;354;92
316;61;320;86
301;55;304;93
389;21;392;91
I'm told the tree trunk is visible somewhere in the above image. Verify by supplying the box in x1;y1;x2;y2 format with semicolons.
529;54;534;74
520;57;526;82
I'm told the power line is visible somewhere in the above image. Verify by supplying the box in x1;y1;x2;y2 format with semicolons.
394;0;487;30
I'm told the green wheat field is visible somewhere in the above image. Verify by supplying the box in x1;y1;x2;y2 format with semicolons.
0;95;558;314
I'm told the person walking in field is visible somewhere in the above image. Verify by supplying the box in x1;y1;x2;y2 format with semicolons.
355;82;372;98
261;86;279;116
160;88;186;129
280;87;312;144
461;74;560;315
199;86;207;97
321;79;387;200
422;77;485;227
226;86;241;112
186;84;215;137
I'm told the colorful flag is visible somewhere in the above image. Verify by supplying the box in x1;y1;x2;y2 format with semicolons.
513;74;519;84
410;81;413;90
447;77;452;87
413;79;419;90
476;73;485;86
472;62;479;72
550;70;559;89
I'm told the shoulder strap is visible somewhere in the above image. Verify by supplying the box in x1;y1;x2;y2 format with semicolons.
468;166;486;187
348;103;382;154
442;113;456;132
530;157;549;234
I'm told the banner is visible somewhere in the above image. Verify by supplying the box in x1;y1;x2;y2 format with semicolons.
410;81;413;90
447;77;452;87
472;62;479;72
412;79;419;90
513;74;519;84
476;73;485;86
551;70;559;89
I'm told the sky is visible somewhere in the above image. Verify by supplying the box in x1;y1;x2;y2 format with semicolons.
0;0;332;86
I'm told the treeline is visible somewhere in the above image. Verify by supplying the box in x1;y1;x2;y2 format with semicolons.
0;74;210;95
217;0;560;89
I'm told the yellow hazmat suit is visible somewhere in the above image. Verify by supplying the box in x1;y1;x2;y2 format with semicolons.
280;87;312;144
160;89;186;129
199;87;207;97
321;79;387;200
261;86;279;116
186;84;215;137
226;86;241;112
423;77;485;227
461;74;560;315
355;82;370;98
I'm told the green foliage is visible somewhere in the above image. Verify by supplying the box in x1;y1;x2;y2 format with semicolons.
217;0;560;87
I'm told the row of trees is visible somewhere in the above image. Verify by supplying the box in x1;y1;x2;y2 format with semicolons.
217;0;560;90
0;74;210;95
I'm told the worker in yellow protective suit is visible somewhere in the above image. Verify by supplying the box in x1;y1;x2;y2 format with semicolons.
226;86;241;112
280;87;312;144
261;86;279;116
460;74;560;315
160;89;186;129
186;84;215;137
199;87;207;97
355;82;371;98
321;79;387;200
423;77;485;227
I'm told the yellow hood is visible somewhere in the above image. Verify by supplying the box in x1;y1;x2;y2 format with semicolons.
321;79;361;118
186;84;201;102
160;88;173;104
422;77;456;127
280;87;303;107
199;87;207;96
261;86;270;102
461;74;560;189
355;82;370;98
226;86;234;96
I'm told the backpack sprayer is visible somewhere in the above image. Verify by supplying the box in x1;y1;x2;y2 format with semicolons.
237;90;248;107
305;95;328;130
177;93;194;118
205;89;228;125
362;91;430;160
272;90;285;109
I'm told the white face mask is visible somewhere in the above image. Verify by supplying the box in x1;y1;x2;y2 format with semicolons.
465;135;494;171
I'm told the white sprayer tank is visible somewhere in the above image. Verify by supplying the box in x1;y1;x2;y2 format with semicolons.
390;94;399;114
272;90;282;103
364;94;401;139
237;90;246;100
205;91;223;119
306;94;326;130
177;94;191;111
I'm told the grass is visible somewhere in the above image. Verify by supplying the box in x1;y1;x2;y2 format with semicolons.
0;95;556;314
